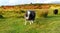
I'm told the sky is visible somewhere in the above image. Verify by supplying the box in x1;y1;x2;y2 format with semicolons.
0;0;60;6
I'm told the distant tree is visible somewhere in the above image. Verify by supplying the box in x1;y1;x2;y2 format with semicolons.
30;3;33;4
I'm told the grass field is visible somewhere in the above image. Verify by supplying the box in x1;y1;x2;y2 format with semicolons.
0;9;60;33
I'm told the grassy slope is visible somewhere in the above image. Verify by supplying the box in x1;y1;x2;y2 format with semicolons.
0;9;60;33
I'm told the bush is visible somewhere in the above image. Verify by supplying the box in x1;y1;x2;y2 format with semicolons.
40;9;48;18
53;9;58;15
43;12;48;17
17;16;24;18
0;15;4;18
20;10;25;13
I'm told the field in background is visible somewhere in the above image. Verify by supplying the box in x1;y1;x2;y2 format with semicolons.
0;4;60;33
0;8;60;18
0;8;60;33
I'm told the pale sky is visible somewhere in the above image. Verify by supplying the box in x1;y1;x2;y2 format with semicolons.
0;0;60;6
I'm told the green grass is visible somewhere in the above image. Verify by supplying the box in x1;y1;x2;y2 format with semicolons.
0;15;60;33
0;9;60;33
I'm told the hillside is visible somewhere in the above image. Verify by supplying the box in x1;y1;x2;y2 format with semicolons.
0;4;60;11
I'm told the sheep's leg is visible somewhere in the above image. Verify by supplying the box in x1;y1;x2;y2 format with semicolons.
31;20;33;23
29;20;33;25
25;20;27;25
29;21;31;25
30;22;31;25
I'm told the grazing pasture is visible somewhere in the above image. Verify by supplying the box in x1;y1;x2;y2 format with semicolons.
0;9;60;33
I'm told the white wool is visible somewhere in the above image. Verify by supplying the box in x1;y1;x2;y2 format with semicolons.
27;11;30;19
27;11;30;15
